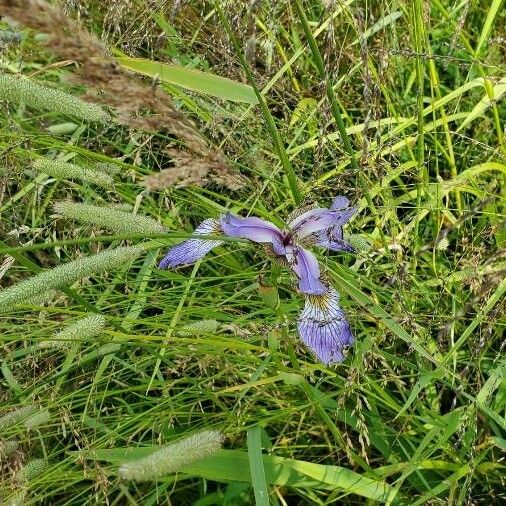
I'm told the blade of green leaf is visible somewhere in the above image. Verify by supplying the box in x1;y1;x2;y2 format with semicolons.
475;0;504;56
329;264;438;365
247;427;270;506
351;11;403;46
458;77;506;131
116;56;258;104
79;448;394;502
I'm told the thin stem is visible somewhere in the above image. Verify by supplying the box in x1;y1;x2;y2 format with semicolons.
293;0;358;172
411;0;427;254
215;3;302;205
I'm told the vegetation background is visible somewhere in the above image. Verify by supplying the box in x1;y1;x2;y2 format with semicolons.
0;0;505;504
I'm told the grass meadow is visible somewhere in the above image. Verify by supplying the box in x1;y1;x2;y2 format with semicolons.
0;0;505;504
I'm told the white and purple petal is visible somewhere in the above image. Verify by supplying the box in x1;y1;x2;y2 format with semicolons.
297;287;354;364
291;247;327;295
220;213;285;254
159;218;223;269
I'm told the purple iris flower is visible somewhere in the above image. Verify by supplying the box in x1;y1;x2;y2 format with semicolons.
159;196;357;364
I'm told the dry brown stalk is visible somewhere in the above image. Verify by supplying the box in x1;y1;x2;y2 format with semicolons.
0;0;244;190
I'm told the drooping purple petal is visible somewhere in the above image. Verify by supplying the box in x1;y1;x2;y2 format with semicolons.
288;208;342;239
159;218;223;269
291;247;327;295
220;213;285;254
297;287;354;364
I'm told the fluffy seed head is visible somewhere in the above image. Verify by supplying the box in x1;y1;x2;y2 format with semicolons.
0;246;142;314
33;158;114;187
119;430;224;482
53;202;166;234
0;439;19;459
178;320;220;336
24;410;51;430
40;314;106;349
18;458;48;483
0;72;109;122
0;406;38;431
344;234;371;252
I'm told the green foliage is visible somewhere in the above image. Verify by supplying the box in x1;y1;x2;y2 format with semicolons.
0;0;505;504
116;56;258;104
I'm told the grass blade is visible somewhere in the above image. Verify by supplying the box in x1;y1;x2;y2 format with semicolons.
81;448;394;502
116;56;258;104
247;427;270;506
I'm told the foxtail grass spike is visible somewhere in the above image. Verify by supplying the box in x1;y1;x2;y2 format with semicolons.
119;430;224;482
0;406;38;431
24;410;51;430
436;237;450;251
0;439;19;459
33;158;114;187
24;290;59;307
18;458;48;483
40;314;106;349
0;246;142;314
178;320;219;336
53;202;166;234
46;122;78;135
344;234;371;253
0;72;109;122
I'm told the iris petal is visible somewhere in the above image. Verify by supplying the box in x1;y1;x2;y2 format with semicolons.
297;287;354;364
314;234;355;253
220;213;285;254
292;247;327;295
159;218;223;269
313;196;357;251
330;196;350;210
332;206;357;227
288;208;340;239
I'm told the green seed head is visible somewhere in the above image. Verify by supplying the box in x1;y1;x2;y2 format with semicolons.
18;458;48;483
0;246;143;314
0;406;38;431
178;320;220;336
40;314;106;349
0;72;109;122
53;201;166;234
24;410;51;430
119;430;224;482
33;158;114;187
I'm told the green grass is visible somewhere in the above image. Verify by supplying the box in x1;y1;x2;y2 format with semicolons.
1;0;505;504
